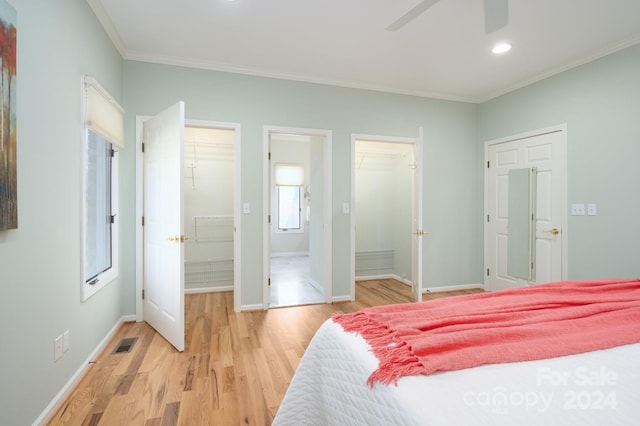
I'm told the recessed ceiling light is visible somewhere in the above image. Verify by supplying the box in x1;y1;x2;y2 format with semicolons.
492;42;512;54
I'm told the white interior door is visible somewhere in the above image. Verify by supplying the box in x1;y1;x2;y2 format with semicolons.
143;102;185;351
486;129;565;291
411;128;424;302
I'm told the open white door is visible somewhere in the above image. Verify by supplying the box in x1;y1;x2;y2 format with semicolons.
411;127;425;302
143;102;185;351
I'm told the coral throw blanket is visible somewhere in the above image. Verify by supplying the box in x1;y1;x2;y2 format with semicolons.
332;278;640;386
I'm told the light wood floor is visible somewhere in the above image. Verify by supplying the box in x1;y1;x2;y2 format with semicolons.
46;280;482;425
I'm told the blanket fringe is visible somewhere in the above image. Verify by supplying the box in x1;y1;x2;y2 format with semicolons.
333;312;427;386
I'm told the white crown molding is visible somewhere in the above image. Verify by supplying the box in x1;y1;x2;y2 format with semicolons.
122;50;477;104
86;0;127;56
479;34;640;103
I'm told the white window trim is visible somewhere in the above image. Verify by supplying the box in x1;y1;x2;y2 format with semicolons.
80;76;123;301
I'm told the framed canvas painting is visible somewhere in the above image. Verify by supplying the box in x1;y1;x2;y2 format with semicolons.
0;0;16;231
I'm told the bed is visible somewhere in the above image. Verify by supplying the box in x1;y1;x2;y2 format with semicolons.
273;279;640;425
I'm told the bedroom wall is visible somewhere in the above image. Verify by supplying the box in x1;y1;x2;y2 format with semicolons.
0;1;123;424
122;61;480;310
478;43;640;280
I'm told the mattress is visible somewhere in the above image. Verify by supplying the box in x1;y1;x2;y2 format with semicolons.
273;319;640;425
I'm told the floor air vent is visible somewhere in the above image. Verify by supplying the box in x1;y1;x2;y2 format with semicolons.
112;337;138;354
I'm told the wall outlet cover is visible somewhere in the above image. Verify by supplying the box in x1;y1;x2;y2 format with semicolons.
571;203;585;216
54;336;63;361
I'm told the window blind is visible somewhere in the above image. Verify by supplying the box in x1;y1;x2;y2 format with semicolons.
83;76;125;148
275;163;304;186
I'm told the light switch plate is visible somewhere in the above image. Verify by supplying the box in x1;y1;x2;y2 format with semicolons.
62;330;70;353
587;203;597;216
54;336;63;361
242;202;250;214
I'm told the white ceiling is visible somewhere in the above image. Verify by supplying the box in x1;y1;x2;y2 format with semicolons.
89;0;640;103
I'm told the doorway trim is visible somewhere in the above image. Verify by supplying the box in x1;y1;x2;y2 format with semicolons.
483;124;568;289
262;125;333;309
135;117;242;320
350;133;422;301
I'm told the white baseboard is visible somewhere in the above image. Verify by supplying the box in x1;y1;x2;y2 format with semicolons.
185;285;233;295
270;251;309;257
240;303;265;311
332;295;354;303
423;283;484;293
356;274;412;285
307;277;323;293
33;315;131;425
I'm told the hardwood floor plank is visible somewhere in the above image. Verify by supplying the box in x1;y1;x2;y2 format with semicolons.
160;402;180;426
46;280;482;425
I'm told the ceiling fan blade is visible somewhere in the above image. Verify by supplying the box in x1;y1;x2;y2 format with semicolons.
484;0;508;34
386;0;441;32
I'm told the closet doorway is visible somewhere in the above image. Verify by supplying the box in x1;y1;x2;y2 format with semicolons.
183;125;236;296
350;132;424;302
135;114;242;338
263;126;332;308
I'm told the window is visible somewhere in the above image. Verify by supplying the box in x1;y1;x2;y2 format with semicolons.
278;186;301;230
274;163;304;232
84;130;116;283
81;77;124;301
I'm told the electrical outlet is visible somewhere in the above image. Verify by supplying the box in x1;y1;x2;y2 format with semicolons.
571;203;585;216
54;335;63;361
62;330;70;353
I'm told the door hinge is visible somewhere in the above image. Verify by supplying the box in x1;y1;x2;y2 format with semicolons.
142;216;145;226
268;152;271;160
268;278;271;287
142;289;145;300
109;214;116;224
142;142;145;153
487;214;490;222
268;215;271;224
487;160;490;168
487;268;490;277
110;148;115;158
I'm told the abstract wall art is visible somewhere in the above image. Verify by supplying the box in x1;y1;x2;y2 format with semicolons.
0;0;16;231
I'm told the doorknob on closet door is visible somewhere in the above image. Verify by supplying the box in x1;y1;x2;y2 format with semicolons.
167;235;189;243
544;228;560;235
414;230;428;236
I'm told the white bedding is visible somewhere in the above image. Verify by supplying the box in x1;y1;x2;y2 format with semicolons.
273;319;640;425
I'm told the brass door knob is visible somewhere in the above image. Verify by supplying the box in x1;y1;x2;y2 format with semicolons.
544;228;560;235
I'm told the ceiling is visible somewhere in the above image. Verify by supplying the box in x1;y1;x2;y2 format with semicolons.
88;0;640;103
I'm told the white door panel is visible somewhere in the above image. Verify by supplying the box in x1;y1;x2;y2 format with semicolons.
143;101;185;351
486;129;564;291
412;128;424;302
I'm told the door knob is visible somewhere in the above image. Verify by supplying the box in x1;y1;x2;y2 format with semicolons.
167;235;189;243
544;228;560;235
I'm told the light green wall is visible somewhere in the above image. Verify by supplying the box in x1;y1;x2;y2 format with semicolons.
478;44;640;279
0;1;123;424
122;60;480;309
